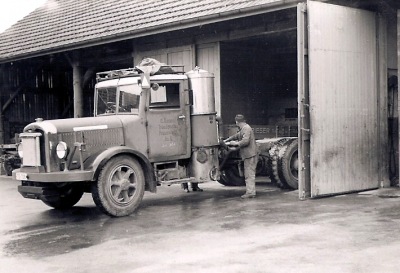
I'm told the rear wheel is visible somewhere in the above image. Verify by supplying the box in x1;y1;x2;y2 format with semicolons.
92;155;145;217
277;139;299;189
41;184;84;209
266;138;293;188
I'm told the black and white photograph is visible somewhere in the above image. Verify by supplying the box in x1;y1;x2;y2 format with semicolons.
1;0;400;272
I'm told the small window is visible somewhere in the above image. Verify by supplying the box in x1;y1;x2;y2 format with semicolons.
119;84;141;114
149;83;180;108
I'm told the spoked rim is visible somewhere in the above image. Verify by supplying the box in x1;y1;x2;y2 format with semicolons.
107;164;138;206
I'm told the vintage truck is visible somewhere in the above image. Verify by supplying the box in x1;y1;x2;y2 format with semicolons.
13;60;298;217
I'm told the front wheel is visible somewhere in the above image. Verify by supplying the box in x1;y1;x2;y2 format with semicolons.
92;155;145;217
41;184;84;209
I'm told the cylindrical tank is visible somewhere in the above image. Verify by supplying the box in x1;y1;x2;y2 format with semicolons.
186;67;220;182
186;67;215;115
186;67;219;147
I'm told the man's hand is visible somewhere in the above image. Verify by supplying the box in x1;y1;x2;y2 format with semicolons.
228;141;239;146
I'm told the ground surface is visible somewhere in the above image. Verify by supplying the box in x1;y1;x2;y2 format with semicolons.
1;175;400;273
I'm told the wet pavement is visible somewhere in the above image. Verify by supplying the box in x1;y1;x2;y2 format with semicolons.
1;175;400;273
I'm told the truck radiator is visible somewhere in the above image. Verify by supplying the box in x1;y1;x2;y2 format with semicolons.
19;131;43;167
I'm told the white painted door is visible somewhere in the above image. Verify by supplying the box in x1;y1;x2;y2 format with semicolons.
299;1;383;197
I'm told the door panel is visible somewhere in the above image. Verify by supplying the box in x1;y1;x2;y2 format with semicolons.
146;81;191;161
305;1;380;196
196;43;221;115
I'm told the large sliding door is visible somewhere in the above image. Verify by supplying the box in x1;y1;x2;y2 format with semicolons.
298;1;387;197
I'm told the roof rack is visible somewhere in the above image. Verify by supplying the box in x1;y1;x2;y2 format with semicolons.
96;65;186;82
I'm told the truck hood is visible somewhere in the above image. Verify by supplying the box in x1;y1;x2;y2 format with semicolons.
23;116;132;134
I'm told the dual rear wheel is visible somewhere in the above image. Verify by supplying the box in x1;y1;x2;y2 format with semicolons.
218;139;299;190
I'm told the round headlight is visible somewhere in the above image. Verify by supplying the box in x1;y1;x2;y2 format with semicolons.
56;142;68;159
17;143;23;158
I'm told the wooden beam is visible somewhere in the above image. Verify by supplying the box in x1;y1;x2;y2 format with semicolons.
72;52;83;118
1;86;24;113
377;14;390;187
398;9;400;186
65;52;83;118
0;64;4;143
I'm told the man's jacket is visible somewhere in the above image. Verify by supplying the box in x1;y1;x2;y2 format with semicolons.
227;123;258;160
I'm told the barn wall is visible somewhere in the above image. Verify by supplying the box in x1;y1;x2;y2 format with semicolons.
0;59;73;143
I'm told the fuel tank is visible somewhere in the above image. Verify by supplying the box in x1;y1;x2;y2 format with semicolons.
186;67;220;182
186;67;219;147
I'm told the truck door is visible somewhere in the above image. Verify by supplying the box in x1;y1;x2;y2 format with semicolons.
146;80;191;161
298;1;387;198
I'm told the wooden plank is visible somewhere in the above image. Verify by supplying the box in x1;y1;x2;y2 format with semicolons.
398;9;400;185
297;2;311;199
377;15;390;187
196;43;221;115
133;45;194;72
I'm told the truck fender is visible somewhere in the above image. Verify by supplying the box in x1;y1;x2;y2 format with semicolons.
85;147;157;193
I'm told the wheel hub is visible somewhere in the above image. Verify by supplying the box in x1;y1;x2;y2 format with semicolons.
292;158;299;171
120;179;131;190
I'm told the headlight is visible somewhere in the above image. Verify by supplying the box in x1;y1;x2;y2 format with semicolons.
56;141;69;159
17;143;23;158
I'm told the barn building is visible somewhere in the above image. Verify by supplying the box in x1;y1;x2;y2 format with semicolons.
0;0;399;198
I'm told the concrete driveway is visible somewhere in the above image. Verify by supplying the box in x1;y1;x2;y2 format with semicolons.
1;175;400;273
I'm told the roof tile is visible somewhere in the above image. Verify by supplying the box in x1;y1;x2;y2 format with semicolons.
0;0;296;61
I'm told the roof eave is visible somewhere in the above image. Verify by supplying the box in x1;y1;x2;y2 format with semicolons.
0;0;301;64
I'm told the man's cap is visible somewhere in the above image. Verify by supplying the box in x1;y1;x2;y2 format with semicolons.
235;114;246;122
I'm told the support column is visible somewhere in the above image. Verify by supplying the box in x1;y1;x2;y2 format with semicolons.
72;52;83;118
0;64;4;144
398;10;400;186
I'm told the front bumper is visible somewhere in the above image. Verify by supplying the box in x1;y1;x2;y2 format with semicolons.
13;168;94;182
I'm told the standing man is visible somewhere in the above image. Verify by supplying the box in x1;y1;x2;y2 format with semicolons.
224;114;258;198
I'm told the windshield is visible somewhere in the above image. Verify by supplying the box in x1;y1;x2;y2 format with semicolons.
96;84;141;115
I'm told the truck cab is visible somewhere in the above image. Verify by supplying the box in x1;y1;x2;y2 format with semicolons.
95;72;191;162
13;63;220;217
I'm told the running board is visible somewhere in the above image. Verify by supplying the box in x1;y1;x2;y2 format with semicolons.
159;177;196;186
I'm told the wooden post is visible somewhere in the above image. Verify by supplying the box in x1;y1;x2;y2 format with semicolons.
0;100;4;145
72;52;83;118
377;14;389;187
65;52;83;118
398;9;400;186
0;64;4;144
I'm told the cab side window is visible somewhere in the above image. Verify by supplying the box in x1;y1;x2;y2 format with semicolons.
149;83;180;108
119;84;141;114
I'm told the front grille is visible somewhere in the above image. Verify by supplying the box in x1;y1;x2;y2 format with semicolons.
19;132;42;166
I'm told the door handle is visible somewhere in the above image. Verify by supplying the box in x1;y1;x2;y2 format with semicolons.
178;115;186;119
